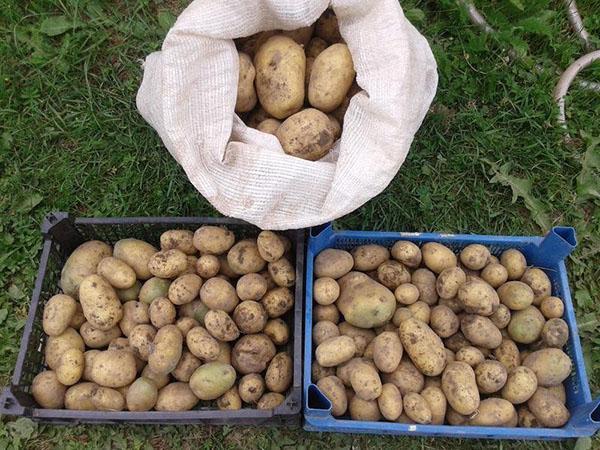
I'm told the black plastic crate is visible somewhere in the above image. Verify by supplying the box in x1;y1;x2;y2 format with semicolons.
0;212;305;425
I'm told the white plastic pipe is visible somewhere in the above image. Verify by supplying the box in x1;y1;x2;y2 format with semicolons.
564;0;593;51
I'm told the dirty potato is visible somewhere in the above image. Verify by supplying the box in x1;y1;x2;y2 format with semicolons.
399;318;447;376
263;318;289;345
148;249;188;279
236;273;268;301
313;277;340;305
430;305;460;338
268;257;295;287
412;268;439;305
541;318;569;348
227;239;266;275
155;382;199;411
500;249;527;280
403;392;432;424
377;260;411;290
507;305;545;344
148;325;183;375
314;249;354;279
168;274;202;306
528;388;570;427
193;226;235;255
459;244;490;270
235;52;257;113
265;352;293;393
129;324;157;361
186;326;220;361
200;277;239;313
275;108;335;161
231;334;276;374
457;279;499;316
149;297;176;328
461;314;502;349
475;360;508;394
382;357;425;395
436;267;466;300
79;274;123;331
442;361;480;415
377;383;403;421
60;240;113;298
189;362;236;400
32;370;67;408
501;366;538;404
337;272;396;328
523;348;572;387
43;294;77;337
204;310;240;342
373;331;403;373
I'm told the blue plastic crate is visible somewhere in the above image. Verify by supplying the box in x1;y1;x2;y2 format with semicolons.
303;224;600;440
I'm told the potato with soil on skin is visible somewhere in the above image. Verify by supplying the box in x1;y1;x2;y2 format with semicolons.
523;348;572;387
469;398;516;427
336;272;396;328
126;377;158;411
315;335;356;368
43;294;78;337
189;362;236;401
528;387;570;427
194;255;218;279
336;358;375;386
168;274;202;306
421;242;457;274
313;320;340;346
430;305;460;338
128;324;157;361
314;248;354;279
481;263;509;288
275;108;335;161
377;260;411;290
455;346;485;368
82;350;100;381
119;301;149;337
349;396;381;421
149;297;176;328
389;241;421;268
227;239;266;275
199;277;239;313
490;304;511;329
45;327;85;370
350;361;382;401
186;326;220;361
260;286;294;319
256;118;281;135
217;386;242;410
32;370;66;408
350;245;390;272
64;382;98;410
60;240;113;298
436;267;467;300
139;277;171;306
257;392;285;409
392;307;413;326
238;373;265;404
521;268;552;305
411;268;439;305
148;325;183;376
175;316;199;337
235;52;257;113
314;304;340;323
90;349;137;388
442;361;480;415
263;318;289;345
518;405;540;427
312;361;335;382
192;225;235;255
236;273;268;302
91;386;125;411
155;382;199;411
308;43;355;112
392;284;418;307
372;331;402;373
171;351;202;383
254;35;305;119
374;383;402;421
457;279;499;316
148;249;188;279
542;318;569;348
314;375;347;416
232;300;267;334
444;331;470;353
158;229;194;255
254;231;283;264
79;274;123;331
459;244;491;270
507;305;545;344
268;257;295;287
96;256;136;290
204;310;240;342
475;360;507;394
403;392;433;424
399;318;447;376
265;352;293;394
382;357;425;395
141;365;170;390
231;333;276;374
80;322;121;349
500;249;527;280
493;338;520;372
497;281;534;311
461;314;502;349
113;239;157;280
313;277;340;305
501;366;537;404
420;386;446;425
540;296;564;319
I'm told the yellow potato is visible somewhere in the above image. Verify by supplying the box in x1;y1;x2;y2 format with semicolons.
313;304;340;324
257;392;285;409
43;294;77;337
149;297;176;328
148;325;183;375
455;346;485;368
204;310;240;342
403;392;432;424
436;267;467;299
97;256;136;289
430;305;460;338
521;268;552;305
313;320;340;346
265;352;293;393
377;260;411;290
91;386;125;411
351;245;390;272
262;287;294;318
45;327;85;370
119;301;149;337
441;361;480;415
196;254;220;278
217;386;242;410
316;375;347;416
32;370;66;408
235;52;257;113
490;304;511;329
381;357;424;395
500;249;527;280
80;322;121;349
168;274;202;306
481;262;508;288
540;296;564;319
113;238;157;280
256;231;285;263
200;277;239;313
349;396;381;421
518;405;541;427
527;387;570;427
399;318;446;376
394;283;420;305
148;249;188;279
231;334;276;374
239;373;265;404
254;35;305;119
377;383;403;421
308;43;355;112
507;305;545;344
233;300;268;334
422;243;457;274
461;314;502;349
268;257;295;287
542;318;569;348
411;268;439;305
193;226;235;255
469;398;516;427
60;240;112;298
264;318;289;345
372;331;402;373
315;335;356;368
498;281;534;310
391;241;422;268
337;272;396;328
313;277;340;305
64;382;98;410
421;386;447;425
501;366;537;404
126;377;158;411
129;324;157;361
457;279;499;316
189;362;236;400
312;361;335;382
314;248;354;279
459;244;490;270
171;351;202;383
475;360;508;394
227;239;266;275
90;349;137;388
275;108;335;161
155;382;199;411
68;302;86;330
236;273;269;302
79;274;123;331
186;326;220;361
523;348;572;387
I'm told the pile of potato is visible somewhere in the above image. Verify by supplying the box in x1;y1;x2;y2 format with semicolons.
32;227;296;412
311;241;573;428
234;9;357;161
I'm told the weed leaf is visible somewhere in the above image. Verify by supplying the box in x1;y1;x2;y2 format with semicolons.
157;10;176;33
576;133;600;202
574;437;592;450
405;8;426;24
40;16;84;37
15;193;43;213
508;0;525;11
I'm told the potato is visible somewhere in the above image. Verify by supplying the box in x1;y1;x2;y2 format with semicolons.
264;352;293;394
407;301;432;323
469;398;516;427
194;255;218;279
90;386;124;411
523;348;572;386
403;393;432;424
69;303;86;330
308;43;354;111
214;340;232;365
32;370;66;408
457;280;499;316
444;331;470;353
528;387;570;427
125;377;158;411
349;360;382;401
372;331;402;373
96;256;135;290
442;361;480;415
314;304;340;324
539;296;564;320
314;249;354;279
459;244;490;270
232;333;276;374
229;301;266;335
337;272;395;328
497;281;534;311
461;314;502;349
542;318;569;348
312;361;335;382
45;327;85;370
422;243;457;274
79;274;123;331
315;8;342;43
192;226;235;255
118;301;149;337
200;277;239;313
392;307;412;326
155;382;199;411
236;31;276;58
65;382;98;410
236;273;268;302
139;277;171;306
234;52;257;113
174;317;197;338
112;239;156;280
81;350;99;381
411;268;438;305
314;335;356;368
90;349;137;388
275;108;335;160
349;396;381;421
455;346;485;367
547;384;567;403
128;324;156;361
430;305;460;338
188;362;236;401
394;283;420;305
500;249;527;280
257;392;285;409
382;357;425;395
521;268;552;305
371;383;401;421
310;375;346;417
349;245;389;272
399;318;446;376
419;386;446;425
141;365;170;390
268;257;295;288
390;241;421;268
313;277;340;305
507;305;545;344
256;118;281;135
169;350;200;383
149;297;176;328
236;373;264;405
60;240;113;298
489;304;511;330
376;260;410;290
214;386;241;410
491;340;519;373
148;325;183;375
262;287;294;318
335;358;373;386
226;239;266;275
446;407;468;425
499;365;538;404
264;318;289;345
80;322;121;348
437;266;468;302
167;274;202;306
481;263;508;288
43;294;77;337
474;360;507;394
204;310;240;342
148;249;187;279
313;321;340;346
255;231;285;263
186;326;220;361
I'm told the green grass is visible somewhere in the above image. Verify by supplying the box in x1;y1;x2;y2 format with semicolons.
0;0;599;448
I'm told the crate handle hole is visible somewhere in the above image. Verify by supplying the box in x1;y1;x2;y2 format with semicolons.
591;403;600;422
553;226;577;247
307;384;331;411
